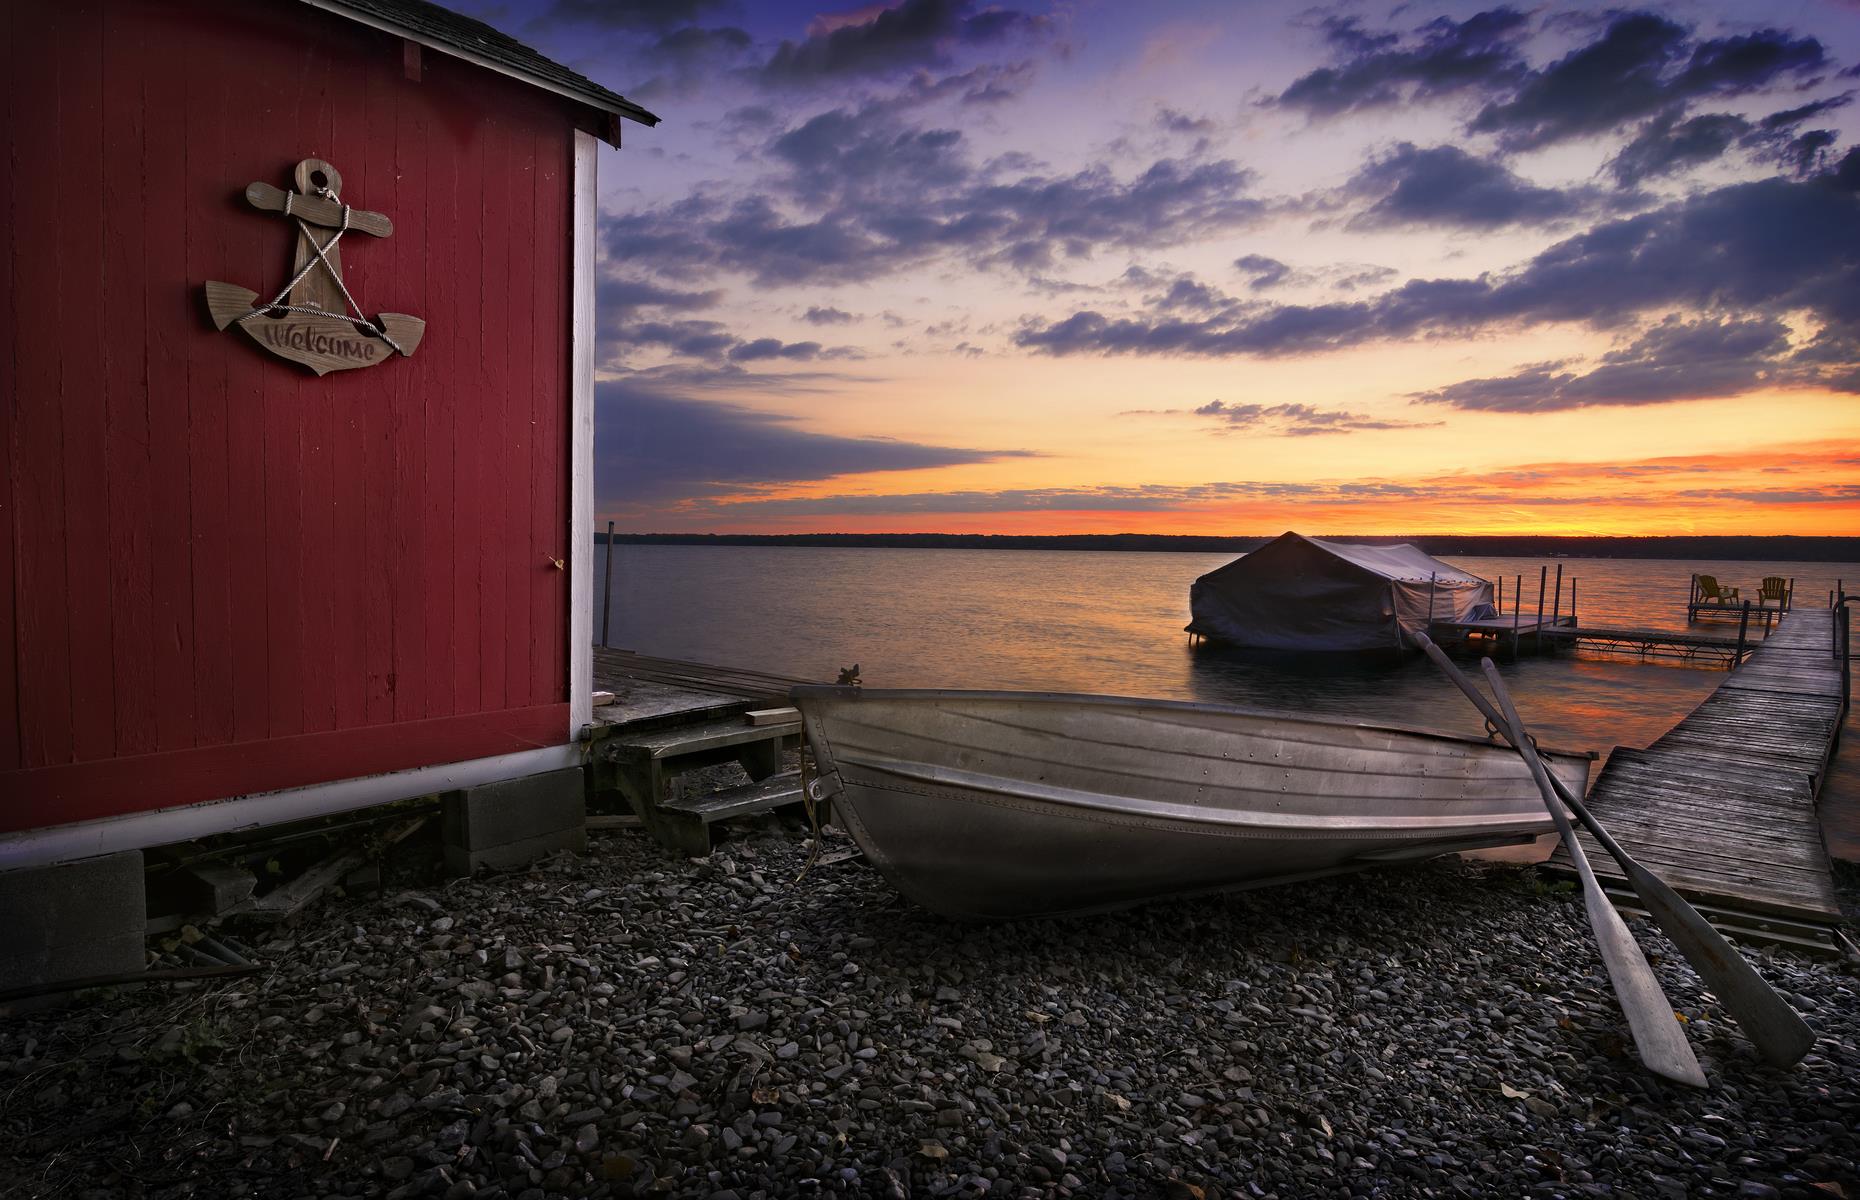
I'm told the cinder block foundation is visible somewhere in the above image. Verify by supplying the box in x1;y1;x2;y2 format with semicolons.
0;850;147;996
443;766;587;875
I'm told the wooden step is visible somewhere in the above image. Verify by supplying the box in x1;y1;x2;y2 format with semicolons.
662;770;804;823
608;714;800;759
1594;883;1843;959
648;770;807;857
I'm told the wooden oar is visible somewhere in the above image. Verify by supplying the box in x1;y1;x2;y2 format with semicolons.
1412;633;1814;1069
1465;656;1708;1085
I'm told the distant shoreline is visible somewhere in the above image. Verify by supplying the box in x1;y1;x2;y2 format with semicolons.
597;532;1860;562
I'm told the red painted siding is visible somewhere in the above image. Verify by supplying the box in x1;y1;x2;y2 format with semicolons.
0;0;581;833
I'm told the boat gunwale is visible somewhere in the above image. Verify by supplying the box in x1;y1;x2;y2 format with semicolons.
831;754;1572;834
789;684;1599;761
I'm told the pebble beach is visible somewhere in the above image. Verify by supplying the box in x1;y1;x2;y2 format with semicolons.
3;827;1855;1200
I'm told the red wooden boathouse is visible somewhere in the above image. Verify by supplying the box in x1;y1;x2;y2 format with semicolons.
0;0;657;950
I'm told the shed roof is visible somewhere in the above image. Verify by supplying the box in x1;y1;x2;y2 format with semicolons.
300;0;660;143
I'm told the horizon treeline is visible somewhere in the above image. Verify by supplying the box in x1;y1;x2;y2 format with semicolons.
594;532;1860;562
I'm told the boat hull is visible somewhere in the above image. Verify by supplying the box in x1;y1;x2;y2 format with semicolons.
791;686;1591;920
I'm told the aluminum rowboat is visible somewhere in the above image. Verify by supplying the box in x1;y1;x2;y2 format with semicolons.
791;686;1592;920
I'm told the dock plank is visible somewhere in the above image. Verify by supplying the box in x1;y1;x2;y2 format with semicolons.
590;650;819;730
1545;607;1845;928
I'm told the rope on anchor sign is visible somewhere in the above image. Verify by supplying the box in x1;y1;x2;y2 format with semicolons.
235;187;406;355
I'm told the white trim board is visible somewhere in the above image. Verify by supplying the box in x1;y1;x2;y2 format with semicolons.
0;745;583;874
568;130;597;742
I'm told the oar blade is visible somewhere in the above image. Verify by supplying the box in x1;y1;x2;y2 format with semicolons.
1617;857;1816;1068
1583;880;1711;1088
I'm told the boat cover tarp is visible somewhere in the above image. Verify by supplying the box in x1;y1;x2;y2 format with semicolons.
1188;532;1495;651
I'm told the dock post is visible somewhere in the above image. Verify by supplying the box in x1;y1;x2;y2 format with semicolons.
1735;600;1750;665
1511;575;1521;658
1533;565;1546;650
1551;564;1563;624
600;520;616;649
1570;577;1577;625
1496;574;1503;614
1427;572;1437;625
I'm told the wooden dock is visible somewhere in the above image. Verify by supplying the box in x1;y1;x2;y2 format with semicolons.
1537;623;1752;665
1425;615;1576;657
1429;617;1760;666
1544;607;1847;951
591;648;813;730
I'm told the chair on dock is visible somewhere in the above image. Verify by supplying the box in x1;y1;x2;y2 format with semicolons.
1696;574;1739;604
1757;576;1792;609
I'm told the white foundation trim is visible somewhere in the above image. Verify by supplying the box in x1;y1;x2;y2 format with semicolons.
569;130;597;741
0;744;582;873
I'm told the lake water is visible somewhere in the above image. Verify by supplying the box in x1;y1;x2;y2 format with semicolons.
594;545;1859;860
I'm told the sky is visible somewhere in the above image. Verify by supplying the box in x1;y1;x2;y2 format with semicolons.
465;0;1860;536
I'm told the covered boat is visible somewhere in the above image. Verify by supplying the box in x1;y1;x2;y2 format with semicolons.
1189;532;1495;652
791;686;1590;920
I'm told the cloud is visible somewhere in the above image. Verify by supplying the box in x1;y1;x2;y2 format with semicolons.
1736;97;1854;176
804;306;857;325
1672;484;1860;503
692;481;1340;516
610;118;1271;287
769;106;971;203
1154;399;1437;436
653;24;752;60
727;337;827;362
1470;16;1826;151
1156;106;1215;134
1152;276;1230;312
639;25;756;95
539;0;736;32
1412;315;1810;411
1606;110;1752;185
1275;9;1531;117
530;0;753;98
1233;255;1291;290
607;309;856;367
596;380;1032;510
626;319;741;359
1345;143;1601;229
597;275;724;320
648;439;1860;522
1016;168;1860;373
759;0;1047;86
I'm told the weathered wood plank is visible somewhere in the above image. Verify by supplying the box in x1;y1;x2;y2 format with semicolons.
1546;607;1844;926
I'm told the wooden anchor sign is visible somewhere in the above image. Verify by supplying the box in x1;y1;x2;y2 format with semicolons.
204;158;425;375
